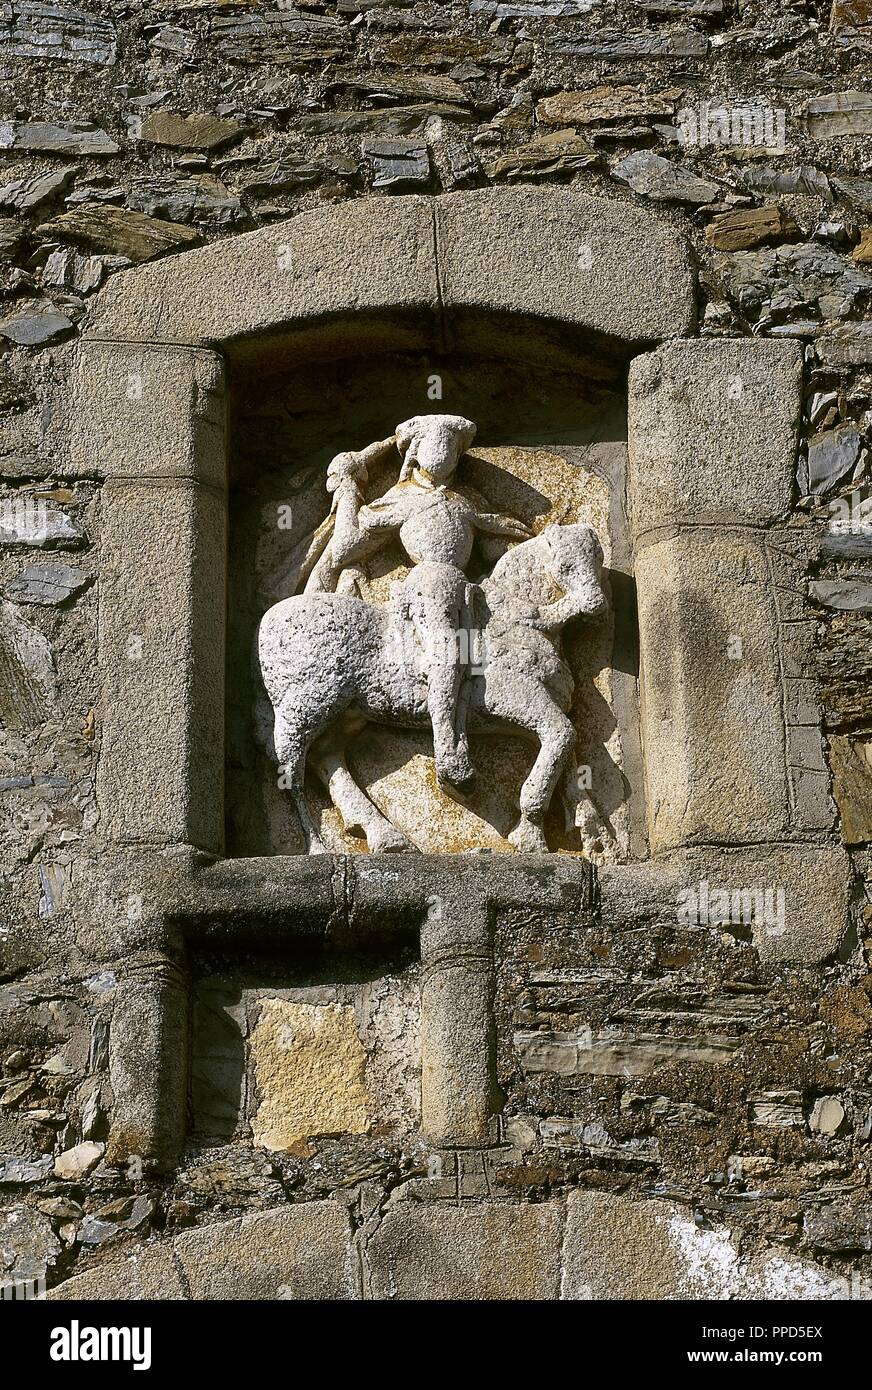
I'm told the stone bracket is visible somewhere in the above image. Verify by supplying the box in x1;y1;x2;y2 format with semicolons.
91;852;593;1167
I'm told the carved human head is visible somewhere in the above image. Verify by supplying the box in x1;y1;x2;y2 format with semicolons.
395;414;477;484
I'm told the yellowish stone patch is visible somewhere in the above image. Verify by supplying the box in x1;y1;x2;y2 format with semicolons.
250;999;369;1150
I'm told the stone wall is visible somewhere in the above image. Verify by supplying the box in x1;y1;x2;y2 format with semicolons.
1;0;871;1301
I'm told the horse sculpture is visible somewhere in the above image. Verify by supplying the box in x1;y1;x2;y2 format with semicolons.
258;520;608;855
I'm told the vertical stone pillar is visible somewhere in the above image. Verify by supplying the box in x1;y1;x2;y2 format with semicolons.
71;342;227;852
419;897;494;1147
107;951;188;1170
627;339;804;854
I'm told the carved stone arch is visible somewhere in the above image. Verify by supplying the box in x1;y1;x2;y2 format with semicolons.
69;186;697;858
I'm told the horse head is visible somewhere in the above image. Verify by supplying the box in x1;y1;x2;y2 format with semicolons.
483;522;607;633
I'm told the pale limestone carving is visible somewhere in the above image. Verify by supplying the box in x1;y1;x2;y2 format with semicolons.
258;415;608;855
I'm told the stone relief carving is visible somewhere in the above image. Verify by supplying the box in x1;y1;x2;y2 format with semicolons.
258;414;610;856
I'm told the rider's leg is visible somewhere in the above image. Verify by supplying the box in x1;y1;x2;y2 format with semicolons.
405;565;474;788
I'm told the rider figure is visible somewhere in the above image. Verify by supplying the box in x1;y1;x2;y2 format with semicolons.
316;414;531;789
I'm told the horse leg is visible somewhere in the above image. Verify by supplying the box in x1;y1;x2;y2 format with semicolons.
309;735;415;854
273;701;334;855
506;694;577;853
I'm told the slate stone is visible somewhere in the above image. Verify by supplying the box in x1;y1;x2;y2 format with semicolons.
0;219;25;259
828;735;872;844
328;68;470;105
490;129;600;180
538;86;680;127
38;205;200;263
806;90;872;138
300;104;472;135
240;156;356;198
362;138;430;189
722;242;872;320
135;111;243;151
0;168;74;214
126;175;242;228
706;205;788;251
809;579;872;610
0;1;117;65
210;10;346;64
612;149;718;204
0;498;85;546
4;562;88;606
555;30;709;58
807;427;865;494
0;1153;53;1184
0;310;73;346
742;164;832;198
0;120;119;155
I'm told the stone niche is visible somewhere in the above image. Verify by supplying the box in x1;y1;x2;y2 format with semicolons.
66;188;852;1179
225;351;642;861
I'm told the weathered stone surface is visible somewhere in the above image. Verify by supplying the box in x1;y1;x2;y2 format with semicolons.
46;1244;188;1300
299;104;472;135
612;150;719;205
555;30;709;58
854;228;872;263
210;9;345;64
0;168;74;214
85;196;440;346
240;153;356;198
0;120;118;155
805;1204;872;1253
135;111;243;151
517;1029;739;1076
0;1154;53;1184
173;1203;355;1300
95;476;226;849
0;495;85;546
628;338;801;530
0;1206;61;1287
807;426;866;494
0;600;56;730
39;205;200;264
435;187;695;349
723;242;872;324
330;68;470;105
250;1000;369;1149
743;164;832;198
366;1200;564;1299
563;1191;858;1299
70;341;225;484
634;532;789;849
4;562;88;605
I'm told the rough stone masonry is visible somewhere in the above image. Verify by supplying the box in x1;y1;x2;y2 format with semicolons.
0;0;871;1303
